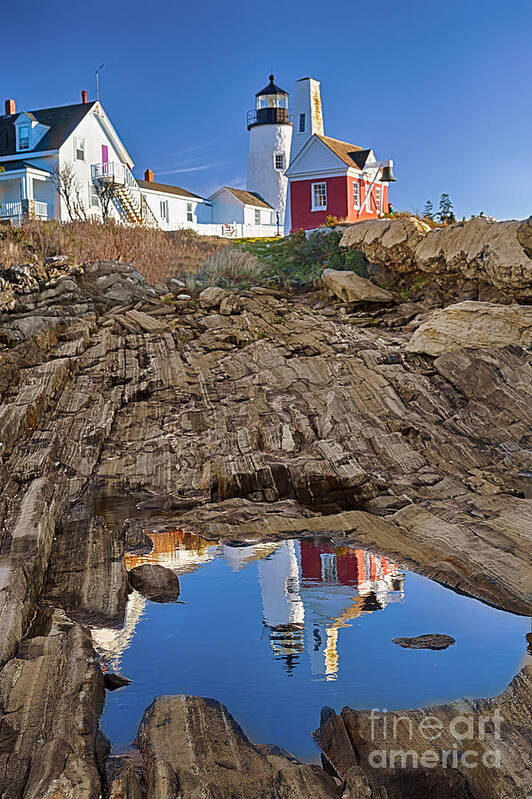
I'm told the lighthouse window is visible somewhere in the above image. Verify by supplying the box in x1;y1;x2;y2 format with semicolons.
311;182;327;211
299;113;306;133
254;209;261;225
274;153;285;171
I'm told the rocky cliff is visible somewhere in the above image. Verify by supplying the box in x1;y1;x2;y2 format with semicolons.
340;214;532;302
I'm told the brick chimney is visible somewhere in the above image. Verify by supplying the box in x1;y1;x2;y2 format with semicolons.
4;99;16;116
144;169;154;182
81;90;88;104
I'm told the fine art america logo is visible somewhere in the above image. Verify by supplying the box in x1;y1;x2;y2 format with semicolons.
367;709;503;770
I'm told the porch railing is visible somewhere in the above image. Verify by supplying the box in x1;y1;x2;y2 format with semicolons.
0;200;48;220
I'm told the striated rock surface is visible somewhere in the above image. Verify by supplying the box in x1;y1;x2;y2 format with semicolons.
322;268;394;304
0;250;530;796
134;694;338;798
0;622;106;799
315;664;532;799
406;300;532;355
44;502;129;627
341;215;532;300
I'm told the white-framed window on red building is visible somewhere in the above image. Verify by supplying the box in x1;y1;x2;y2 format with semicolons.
311;182;327;211
365;185;372;212
375;185;383;215
353;181;360;209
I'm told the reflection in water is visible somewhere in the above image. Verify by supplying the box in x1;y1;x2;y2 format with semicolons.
92;531;404;680
257;539;404;679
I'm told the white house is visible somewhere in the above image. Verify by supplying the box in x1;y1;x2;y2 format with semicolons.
0;93;277;237
208;186;278;235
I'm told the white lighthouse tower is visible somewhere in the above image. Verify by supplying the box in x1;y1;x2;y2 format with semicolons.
247;75;293;230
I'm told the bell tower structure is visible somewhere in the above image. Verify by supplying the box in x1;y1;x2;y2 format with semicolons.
290;77;324;163
247;75;293;229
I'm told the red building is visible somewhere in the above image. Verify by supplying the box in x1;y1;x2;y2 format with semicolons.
286;134;394;232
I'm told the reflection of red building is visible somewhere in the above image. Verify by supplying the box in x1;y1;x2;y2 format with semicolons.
300;540;395;588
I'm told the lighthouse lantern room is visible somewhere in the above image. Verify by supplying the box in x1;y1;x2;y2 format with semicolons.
247;75;293;229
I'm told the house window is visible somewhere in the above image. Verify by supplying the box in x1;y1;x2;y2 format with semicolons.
186;202;193;222
270;212;275;225
365;185;372;212
89;182;100;208
274;152;285;170
75;137;86;161
18;126;30;150
353;181;360;209
254;208;261;225
311;181;327;211
299;113;306;133
160;200;169;221
375;185;383;214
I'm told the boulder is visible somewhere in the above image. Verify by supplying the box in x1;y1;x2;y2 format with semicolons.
391;633;455;650
128;564;180;602
134;694;338;798
341;216;431;271
219;293;242;315
0;625;106;798
416;216;532;293
322;268;394;304
199;286;228;310
406;300;532;356
104;672;132;690
315;664;532;799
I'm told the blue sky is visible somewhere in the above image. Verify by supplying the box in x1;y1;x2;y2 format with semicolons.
4;0;531;219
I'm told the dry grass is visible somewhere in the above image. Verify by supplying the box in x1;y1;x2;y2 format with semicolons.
0;220;228;284
201;247;267;286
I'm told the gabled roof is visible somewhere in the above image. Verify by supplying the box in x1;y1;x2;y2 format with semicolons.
221;187;273;209
0;102;97;157
315;135;371;169
137;179;203;199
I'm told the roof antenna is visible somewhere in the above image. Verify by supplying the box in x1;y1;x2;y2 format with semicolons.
96;64;104;101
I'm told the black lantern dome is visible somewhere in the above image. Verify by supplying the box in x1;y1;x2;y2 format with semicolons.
247;75;291;130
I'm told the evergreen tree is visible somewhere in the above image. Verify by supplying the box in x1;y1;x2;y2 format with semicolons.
422;200;434;220
438;193;455;224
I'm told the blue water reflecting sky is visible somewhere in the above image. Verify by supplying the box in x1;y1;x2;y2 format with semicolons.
97;535;529;762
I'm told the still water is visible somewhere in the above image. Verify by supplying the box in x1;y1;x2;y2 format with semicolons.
94;532;529;762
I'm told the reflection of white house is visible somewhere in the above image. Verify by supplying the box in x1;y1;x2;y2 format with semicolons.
0;94;277;237
221;541;279;570
91;591;146;672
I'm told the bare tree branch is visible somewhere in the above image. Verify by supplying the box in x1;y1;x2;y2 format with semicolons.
52;164;87;221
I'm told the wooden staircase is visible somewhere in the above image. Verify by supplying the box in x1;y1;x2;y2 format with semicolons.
92;162;159;228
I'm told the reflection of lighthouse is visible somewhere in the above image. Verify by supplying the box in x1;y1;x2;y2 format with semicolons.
257;541;305;673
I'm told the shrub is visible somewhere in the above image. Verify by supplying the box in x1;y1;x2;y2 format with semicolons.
236;228;368;288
